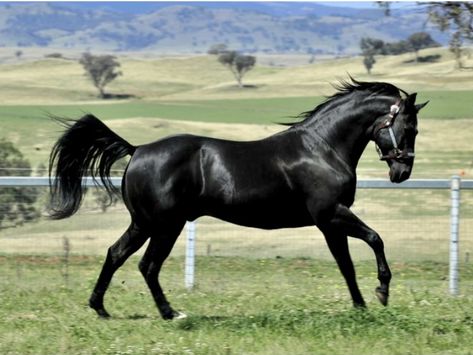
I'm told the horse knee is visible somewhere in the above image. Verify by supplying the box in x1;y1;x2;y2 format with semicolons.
366;232;384;251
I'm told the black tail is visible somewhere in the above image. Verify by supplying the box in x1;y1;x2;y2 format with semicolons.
48;114;136;219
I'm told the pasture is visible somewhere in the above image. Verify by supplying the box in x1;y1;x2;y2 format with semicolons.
1;255;473;355
1;47;473;354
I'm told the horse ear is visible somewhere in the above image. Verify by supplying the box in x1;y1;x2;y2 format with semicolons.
405;93;417;106
415;101;429;113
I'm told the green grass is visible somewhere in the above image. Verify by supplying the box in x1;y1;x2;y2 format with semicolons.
1;255;472;355
0;97;321;124
0;91;471;176
415;90;473;119
1;48;473;355
0;90;470;124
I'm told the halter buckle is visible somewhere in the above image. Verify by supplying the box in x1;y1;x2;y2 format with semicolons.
389;104;400;118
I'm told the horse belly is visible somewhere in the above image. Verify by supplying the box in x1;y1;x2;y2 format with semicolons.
203;195;314;230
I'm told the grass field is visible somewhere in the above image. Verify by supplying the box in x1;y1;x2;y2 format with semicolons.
0;255;473;355
0;47;472;178
0;94;472;178
0;48;472;178
1;48;473;354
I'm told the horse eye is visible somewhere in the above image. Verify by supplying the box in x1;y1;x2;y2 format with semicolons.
404;126;418;136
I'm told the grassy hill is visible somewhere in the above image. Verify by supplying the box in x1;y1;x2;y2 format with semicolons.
0;47;472;104
0;47;472;178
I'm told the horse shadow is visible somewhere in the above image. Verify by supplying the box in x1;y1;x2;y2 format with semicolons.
109;313;235;329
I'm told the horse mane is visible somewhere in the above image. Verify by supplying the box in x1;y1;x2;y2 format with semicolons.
283;77;407;126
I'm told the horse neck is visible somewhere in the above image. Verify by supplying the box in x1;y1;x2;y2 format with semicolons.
299;96;389;171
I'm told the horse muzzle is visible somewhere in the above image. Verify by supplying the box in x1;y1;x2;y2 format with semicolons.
389;161;412;183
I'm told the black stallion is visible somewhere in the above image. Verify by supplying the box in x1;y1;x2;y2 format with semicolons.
49;79;428;320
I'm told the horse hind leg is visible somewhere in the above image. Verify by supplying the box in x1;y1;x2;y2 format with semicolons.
89;222;148;318
138;219;185;320
322;229;366;308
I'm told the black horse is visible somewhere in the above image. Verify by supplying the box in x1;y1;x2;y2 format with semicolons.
49;79;428;320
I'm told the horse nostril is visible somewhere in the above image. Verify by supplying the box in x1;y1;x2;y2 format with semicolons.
399;169;410;182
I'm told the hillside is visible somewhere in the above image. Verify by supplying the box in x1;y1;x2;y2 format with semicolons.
0;47;471;105
0;2;447;55
0;47;472;181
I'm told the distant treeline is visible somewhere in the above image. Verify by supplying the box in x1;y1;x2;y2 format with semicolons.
364;32;440;55
360;32;440;73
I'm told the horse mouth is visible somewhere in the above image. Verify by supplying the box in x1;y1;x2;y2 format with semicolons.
389;166;411;183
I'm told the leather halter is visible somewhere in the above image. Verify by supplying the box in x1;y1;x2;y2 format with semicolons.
374;101;416;162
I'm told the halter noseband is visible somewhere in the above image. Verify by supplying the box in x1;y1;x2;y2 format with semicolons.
374;102;416;162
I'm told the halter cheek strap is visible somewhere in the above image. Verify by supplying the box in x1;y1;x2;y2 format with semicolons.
374;102;416;161
373;103;399;137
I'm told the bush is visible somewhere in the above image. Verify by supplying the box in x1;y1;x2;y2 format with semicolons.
0;139;41;228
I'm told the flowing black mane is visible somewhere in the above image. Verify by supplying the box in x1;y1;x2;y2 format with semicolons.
288;78;408;126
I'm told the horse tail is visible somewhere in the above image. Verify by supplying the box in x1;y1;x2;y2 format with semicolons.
48;114;136;219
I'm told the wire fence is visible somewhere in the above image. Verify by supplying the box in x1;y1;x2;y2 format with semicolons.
0;177;471;263
1;177;472;296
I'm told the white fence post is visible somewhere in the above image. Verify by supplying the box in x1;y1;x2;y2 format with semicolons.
185;221;196;290
449;175;461;296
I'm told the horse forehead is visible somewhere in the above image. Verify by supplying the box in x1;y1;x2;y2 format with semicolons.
405;112;418;126
399;105;418;125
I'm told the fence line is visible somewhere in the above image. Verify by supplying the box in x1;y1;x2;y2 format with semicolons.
2;176;473;189
1;176;472;294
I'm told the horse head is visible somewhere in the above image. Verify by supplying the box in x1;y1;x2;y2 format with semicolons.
373;93;428;183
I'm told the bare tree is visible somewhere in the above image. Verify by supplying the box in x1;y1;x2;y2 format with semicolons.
79;53;122;98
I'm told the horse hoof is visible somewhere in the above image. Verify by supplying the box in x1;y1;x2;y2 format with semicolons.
173;311;188;320
375;287;389;306
96;308;111;318
354;302;367;309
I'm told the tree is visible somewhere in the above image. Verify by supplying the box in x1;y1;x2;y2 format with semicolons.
363;55;376;75
407;32;440;61
377;1;391;16
0;139;41;228
79;53;122;98
424;2;473;68
217;51;256;88
207;43;228;55
360;38;384;74
379;2;473;68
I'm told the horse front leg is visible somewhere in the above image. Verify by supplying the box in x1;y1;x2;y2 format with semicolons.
329;204;392;306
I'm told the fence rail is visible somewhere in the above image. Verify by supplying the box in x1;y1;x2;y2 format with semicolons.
1;176;472;294
2;176;473;189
